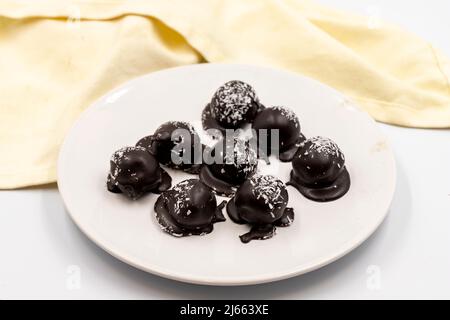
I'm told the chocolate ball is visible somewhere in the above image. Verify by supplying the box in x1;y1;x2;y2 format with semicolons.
291;136;345;187
253;106;301;152
200;137;258;196
234;175;288;224
209;138;258;184
226;175;295;243
169;179;217;228
202;80;262;131
288;136;351;202
137;121;201;173
107;146;171;200
154;179;226;237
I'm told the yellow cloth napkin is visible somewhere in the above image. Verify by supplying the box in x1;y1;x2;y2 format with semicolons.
1;0;449;189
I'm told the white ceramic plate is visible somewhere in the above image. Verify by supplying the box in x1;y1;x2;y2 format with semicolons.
57;63;396;286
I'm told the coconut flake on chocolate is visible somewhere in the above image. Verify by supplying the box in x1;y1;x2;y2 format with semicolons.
106;146;171;200
154;179;226;237
202;80;263;132
226;174;294;243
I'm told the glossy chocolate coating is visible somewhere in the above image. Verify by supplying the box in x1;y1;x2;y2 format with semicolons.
202;80;263;132
226;175;295;243
287;136;350;202
154;179;226;237
137;121;202;174
199;138;258;196
106;146;172;200
252;106;305;162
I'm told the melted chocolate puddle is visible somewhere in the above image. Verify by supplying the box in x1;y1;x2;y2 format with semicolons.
288;167;351;202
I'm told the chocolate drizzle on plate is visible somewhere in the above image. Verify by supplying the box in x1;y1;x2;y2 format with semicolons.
239;225;276;244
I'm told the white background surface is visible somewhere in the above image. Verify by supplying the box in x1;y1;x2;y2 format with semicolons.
1;0;449;299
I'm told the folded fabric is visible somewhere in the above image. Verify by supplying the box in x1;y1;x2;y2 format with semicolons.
1;0;449;189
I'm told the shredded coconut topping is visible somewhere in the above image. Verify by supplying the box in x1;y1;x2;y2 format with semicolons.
250;175;287;213
110;146;146;179
157;121;196;135
272;106;300;128
299;136;345;160
168;179;195;215
211;80;258;125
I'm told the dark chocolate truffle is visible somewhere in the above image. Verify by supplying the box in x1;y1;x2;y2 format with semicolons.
137;121;202;174
202;80;263;132
106;146;172;200
199;137;258;196
287;136;350;202
227;175;294;243
154;179;227;237
252;106;305;162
